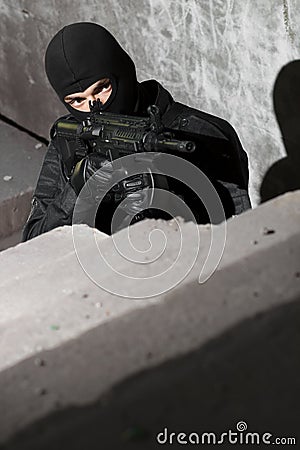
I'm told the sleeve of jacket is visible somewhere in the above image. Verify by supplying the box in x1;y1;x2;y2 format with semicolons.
186;108;252;214
21;139;78;242
163;102;252;215
212;115;250;190
212;116;252;214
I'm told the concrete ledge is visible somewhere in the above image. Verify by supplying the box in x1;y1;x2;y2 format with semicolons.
0;189;33;240
0;191;299;447
0;120;46;246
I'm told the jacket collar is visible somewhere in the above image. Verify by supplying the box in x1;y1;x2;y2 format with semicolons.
135;79;174;117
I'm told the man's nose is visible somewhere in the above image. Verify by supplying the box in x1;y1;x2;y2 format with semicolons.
87;94;97;102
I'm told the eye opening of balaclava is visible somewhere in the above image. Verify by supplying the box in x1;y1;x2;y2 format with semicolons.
45;22;139;121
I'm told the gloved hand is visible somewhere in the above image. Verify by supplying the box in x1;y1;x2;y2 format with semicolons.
71;153;153;218
111;185;152;232
70;153;114;199
120;187;152;216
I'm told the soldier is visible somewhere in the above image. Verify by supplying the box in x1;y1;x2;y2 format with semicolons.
22;22;251;241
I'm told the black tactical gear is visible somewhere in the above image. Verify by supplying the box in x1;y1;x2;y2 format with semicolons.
70;152;114;196
23;22;251;240
22;80;251;241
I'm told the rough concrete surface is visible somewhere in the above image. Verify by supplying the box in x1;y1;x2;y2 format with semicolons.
0;191;299;448
1;0;300;205
0;120;46;245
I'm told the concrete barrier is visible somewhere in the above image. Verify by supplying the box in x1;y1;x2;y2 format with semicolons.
0;121;46;250
0;190;299;448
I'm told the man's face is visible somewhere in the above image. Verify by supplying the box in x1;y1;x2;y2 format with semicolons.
64;78;112;112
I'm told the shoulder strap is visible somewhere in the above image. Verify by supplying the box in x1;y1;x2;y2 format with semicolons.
161;102;187;128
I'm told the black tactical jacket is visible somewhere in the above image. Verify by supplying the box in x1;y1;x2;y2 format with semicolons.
22;81;251;241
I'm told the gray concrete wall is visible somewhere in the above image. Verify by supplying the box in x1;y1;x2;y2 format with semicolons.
0;121;47;248
1;0;300;205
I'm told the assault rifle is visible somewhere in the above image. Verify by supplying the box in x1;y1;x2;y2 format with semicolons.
55;102;195;203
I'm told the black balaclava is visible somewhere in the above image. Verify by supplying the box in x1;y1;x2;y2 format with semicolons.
45;22;139;121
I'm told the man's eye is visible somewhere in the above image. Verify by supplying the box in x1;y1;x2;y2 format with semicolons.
70;98;84;105
103;82;111;90
95;82;111;94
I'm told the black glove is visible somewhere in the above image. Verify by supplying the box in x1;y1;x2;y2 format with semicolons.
70;153;114;199
120;187;152;215
71;152;153;220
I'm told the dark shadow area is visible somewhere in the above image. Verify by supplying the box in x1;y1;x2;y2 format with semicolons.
260;60;300;202
2;298;299;450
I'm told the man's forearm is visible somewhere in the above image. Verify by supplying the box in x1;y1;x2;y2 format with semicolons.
22;181;77;242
